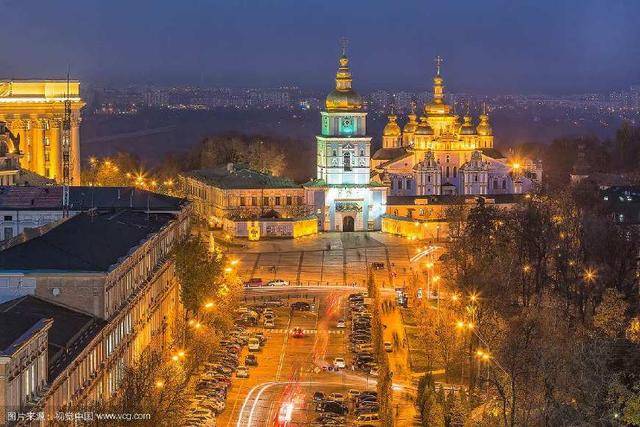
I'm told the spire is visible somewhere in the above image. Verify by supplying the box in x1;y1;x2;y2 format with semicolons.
432;55;445;105
335;38;352;92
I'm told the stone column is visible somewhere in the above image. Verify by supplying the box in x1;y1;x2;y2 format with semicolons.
48;118;61;182
32;118;46;176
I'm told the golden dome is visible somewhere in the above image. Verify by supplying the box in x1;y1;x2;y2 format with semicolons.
477;107;492;136
325;54;363;112
403;111;418;134
383;113;401;137
460;115;476;135
415;116;434;135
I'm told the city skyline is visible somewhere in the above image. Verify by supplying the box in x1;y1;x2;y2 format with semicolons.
1;0;639;94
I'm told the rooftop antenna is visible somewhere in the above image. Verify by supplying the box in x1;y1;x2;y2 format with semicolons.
62;66;72;218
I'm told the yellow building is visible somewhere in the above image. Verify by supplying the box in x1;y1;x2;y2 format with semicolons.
0;80;84;183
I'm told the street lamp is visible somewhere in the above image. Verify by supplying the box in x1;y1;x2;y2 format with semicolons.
583;268;597;283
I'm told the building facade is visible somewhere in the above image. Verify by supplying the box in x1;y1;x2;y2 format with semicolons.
304;50;387;232
371;61;541;198
0;80;83;183
0;203;190;422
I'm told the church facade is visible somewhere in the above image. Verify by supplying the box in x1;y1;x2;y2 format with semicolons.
371;59;542;198
304;50;387;232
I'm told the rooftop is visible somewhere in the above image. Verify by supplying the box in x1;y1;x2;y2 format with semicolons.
0;186;186;211
185;165;300;190
0;295;104;380
0;210;174;272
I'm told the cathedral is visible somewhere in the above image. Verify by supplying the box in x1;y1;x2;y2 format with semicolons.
371;58;541;197
304;48;541;233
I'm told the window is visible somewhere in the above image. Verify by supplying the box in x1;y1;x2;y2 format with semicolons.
343;152;351;171
453;167;457;177
4;227;13;240
360;149;364;157
502;179;507;190
296;196;303;205
493;179;498;189
251;197;257;206
446;166;450;178
275;196;281;206
286;196;292;206
4;215;12;221
391;180;395;190
419;209;425;216
333;149;337;157
406;180;412;190
239;197;246;206
474;174;478;182
263;196;269;206
427;175;431;183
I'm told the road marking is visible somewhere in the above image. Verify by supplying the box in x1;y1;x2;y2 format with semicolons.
275;311;292;381
250;253;261;278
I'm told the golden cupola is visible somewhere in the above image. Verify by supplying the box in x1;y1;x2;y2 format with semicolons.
415;116;434;135
403;105;419;134
325;50;363;112
424;56;453;117
383;113;401;137
476;105;493;136
460;108;476;135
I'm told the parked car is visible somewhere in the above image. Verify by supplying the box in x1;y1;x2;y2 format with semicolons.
291;301;311;311
244;278;264;287
292;327;305;338
384;341;393;352
267;279;289;286
236;365;249;378
313;391;326;402
336;319;346;328
245;354;258;366
317;400;348;415
248;338;261;351
264;319;275;328
333;357;346;369
329;392;345;403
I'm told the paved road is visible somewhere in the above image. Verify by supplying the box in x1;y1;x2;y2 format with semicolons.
228;232;421;290
217;291;377;427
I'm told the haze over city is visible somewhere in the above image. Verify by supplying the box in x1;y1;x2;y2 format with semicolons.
2;0;640;93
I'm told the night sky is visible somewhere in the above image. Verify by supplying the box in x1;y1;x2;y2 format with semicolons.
1;0;639;94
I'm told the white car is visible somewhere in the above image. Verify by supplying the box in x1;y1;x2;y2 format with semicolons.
336;319;346;328
248;338;261;351
236;365;249;378
264;319;275;328
267;279;289;287
384;341;393;352
333;357;346;369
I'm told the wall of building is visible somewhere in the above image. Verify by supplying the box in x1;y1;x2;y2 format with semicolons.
0;320;50;423
224;217;318;239
43;262;182;417
381;215;449;241
0;210;69;241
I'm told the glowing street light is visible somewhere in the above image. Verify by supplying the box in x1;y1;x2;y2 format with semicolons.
203;301;214;309
155;380;165;388
469;293;478;303
583;268;597;283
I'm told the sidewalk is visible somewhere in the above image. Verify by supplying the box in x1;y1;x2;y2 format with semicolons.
380;298;419;426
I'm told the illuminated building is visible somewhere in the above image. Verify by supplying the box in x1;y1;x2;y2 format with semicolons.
0;203;190;418
304;47;387;231
371;58;542;197
0;80;84;183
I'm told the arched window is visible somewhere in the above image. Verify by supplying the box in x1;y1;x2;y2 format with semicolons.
474;174;478;182
502;179;506;189
343;152;351;171
406;180;412;190
332;149;337;157
446;166;450;178
493;179;498;189
453;166;457;177
427;175;431;183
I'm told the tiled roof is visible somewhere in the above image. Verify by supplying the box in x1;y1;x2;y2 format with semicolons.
184;165;300;190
